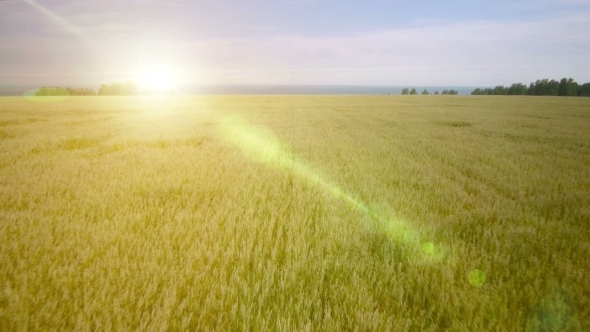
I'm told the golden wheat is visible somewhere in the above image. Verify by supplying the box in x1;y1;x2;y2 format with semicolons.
0;95;588;331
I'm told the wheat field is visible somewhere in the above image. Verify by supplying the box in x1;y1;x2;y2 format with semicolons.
0;95;589;331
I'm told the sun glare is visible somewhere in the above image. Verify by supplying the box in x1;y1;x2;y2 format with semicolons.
139;65;176;92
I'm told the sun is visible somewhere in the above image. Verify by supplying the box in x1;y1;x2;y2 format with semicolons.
139;65;176;92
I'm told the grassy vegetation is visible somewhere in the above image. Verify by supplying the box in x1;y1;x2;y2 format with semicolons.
0;95;589;331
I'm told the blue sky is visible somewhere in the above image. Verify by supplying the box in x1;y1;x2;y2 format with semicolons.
1;0;589;87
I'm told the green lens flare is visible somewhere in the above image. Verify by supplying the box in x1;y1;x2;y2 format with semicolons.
219;115;376;220
422;242;434;255
23;89;71;103
219;115;467;268
469;269;486;287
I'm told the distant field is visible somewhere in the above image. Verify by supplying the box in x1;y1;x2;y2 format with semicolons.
1;96;589;331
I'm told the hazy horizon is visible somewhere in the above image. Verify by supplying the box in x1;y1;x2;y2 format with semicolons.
0;83;483;96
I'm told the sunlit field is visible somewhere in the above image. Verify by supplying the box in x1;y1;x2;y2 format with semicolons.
1;95;589;331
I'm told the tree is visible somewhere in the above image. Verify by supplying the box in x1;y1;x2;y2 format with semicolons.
558;78;568;96
530;79;558;96
403;80;590;97
568;78;578;96
507;83;527;95
65;87;96;96
547;79;559;96
493;86;507;95
123;81;137;95
98;84;111;96
578;83;590;97
473;77;589;97
36;86;98;96
35;87;69;96
526;82;535;96
559;78;578;96
98;81;137;96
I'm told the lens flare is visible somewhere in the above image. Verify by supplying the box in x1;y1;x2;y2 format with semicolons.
218;115;449;264
22;0;86;39
139;65;177;92
422;242;435;255
468;269;486;287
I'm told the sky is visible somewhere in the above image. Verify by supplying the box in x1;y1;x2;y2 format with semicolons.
1;0;589;88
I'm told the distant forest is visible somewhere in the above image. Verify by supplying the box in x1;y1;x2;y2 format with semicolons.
401;88;458;95
32;78;590;97
471;78;590;96
35;81;137;96
35;87;96;96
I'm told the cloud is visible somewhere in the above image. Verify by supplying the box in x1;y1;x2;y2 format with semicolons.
1;3;589;86
183;12;590;85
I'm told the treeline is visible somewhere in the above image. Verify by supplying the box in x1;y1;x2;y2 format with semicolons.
34;81;138;96
98;81;137;96
36;87;96;96
471;78;590;96
401;88;459;95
